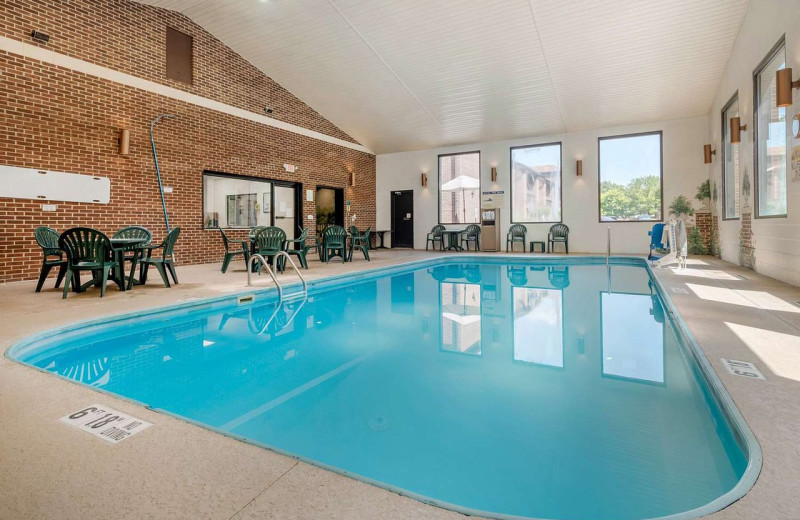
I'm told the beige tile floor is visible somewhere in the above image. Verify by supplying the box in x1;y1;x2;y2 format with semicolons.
0;251;798;519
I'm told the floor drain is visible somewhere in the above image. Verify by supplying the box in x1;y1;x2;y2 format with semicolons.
669;287;689;294
734;274;748;280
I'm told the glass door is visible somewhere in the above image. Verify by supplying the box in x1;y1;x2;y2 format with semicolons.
274;184;297;240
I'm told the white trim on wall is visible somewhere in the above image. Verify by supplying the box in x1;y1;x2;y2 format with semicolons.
0;36;373;155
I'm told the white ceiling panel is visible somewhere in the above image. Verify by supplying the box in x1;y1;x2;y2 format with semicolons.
137;0;749;153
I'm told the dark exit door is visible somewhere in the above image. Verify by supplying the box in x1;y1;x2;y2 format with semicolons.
391;190;414;248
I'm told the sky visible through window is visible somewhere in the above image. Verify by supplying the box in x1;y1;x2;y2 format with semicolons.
600;134;661;185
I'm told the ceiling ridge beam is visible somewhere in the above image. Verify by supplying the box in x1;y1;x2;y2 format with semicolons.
326;0;442;127
527;0;568;133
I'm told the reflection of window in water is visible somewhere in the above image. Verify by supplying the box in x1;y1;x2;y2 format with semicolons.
513;288;563;367
441;283;481;355
602;293;665;383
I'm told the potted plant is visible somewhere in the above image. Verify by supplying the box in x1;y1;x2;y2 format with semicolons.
695;180;711;210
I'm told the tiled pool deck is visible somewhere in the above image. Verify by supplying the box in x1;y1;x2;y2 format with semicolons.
1;251;798;519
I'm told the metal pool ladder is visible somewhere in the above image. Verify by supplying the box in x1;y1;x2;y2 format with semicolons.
247;251;308;301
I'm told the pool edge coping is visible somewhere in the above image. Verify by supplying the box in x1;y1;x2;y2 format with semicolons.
3;255;763;520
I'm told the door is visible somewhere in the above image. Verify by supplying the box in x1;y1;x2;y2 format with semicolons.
274;184;297;240
391;190;414;248
316;187;344;238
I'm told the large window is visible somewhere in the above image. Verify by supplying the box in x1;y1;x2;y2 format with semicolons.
598;132;662;222
754;39;788;218
203;172;298;239
722;94;741;219
439;152;480;224
510;143;562;222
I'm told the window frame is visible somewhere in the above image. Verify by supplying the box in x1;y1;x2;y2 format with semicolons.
201;170;301;230
753;35;788;220
509;142;563;224
437;150;482;225
597;131;664;223
721;92;740;221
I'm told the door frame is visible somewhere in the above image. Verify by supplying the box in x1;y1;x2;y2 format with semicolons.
391;190;414;248
315;186;345;227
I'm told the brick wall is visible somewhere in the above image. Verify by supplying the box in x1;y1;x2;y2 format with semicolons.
695;211;711;253
740;211;755;269
0;0;375;283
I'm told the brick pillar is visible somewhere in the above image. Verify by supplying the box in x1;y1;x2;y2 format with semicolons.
695;211;712;253
740;211;755;269
711;215;720;257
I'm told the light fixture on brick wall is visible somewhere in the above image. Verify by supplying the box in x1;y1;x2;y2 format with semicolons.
703;144;716;164
576;160;583;176
491;167;497;182
119;129;130;155
730;117;747;143
348;171;355;187
776;68;800;107
421;172;428;187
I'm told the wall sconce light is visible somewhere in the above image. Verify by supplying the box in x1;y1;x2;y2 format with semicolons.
348;171;355;187
119;129;130;155
576;160;583;176
491;167;497;182
776;68;800;107
703;144;716;164
421;172;427;187
730;116;747;143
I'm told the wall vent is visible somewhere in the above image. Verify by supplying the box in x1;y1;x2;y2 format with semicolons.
31;30;50;44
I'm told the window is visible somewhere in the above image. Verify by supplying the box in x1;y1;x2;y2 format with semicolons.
510;143;562;222
598;132;662;222
754;39;788;218
722;94;741;219
203;173;272;228
166;27;193;84
203;173;272;229
203;173;299;238
439;152;480;224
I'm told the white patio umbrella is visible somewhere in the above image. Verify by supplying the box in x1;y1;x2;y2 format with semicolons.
441;175;479;223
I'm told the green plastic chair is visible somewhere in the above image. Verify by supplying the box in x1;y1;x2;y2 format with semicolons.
426;225;445;251
506;224;527;252
283;227;311;269
113;226;152;288
322;225;348;262
58;227;117;299
548;223;569;254
461;224;481;251
348;226;371;261
139;227;181;287
33;226;67;293
218;228;249;273
252;226;287;273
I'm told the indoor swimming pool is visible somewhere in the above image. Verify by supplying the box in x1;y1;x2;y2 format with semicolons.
8;257;759;520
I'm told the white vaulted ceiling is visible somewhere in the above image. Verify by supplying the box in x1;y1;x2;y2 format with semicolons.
137;0;749;153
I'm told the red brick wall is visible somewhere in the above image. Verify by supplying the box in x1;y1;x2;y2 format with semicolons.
0;1;375;283
695;211;711;253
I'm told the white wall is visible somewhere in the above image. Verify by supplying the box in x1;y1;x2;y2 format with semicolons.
707;0;800;286
376;117;709;254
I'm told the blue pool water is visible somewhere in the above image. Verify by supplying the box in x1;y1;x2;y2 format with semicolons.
9;258;758;520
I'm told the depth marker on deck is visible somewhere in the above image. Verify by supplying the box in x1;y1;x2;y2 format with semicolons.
60;404;152;443
720;359;766;380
